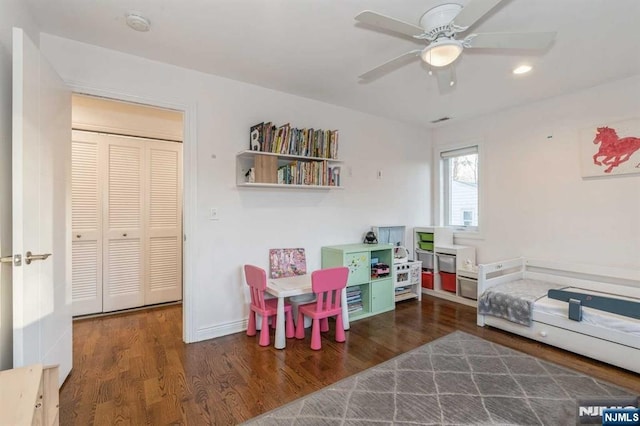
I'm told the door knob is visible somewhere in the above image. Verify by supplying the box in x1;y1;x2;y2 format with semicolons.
25;251;52;265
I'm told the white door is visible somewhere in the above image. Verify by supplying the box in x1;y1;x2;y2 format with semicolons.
71;131;103;315
146;141;183;305
103;135;145;312
12;28;72;385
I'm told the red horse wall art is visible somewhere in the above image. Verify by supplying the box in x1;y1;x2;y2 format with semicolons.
581;120;640;177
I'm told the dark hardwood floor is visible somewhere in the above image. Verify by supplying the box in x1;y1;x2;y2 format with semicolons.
60;296;640;425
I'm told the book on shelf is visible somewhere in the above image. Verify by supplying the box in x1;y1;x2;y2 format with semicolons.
329;130;339;159
278;123;290;154
249;122;264;151
264;122;274;152
305;128;313;157
348;303;363;313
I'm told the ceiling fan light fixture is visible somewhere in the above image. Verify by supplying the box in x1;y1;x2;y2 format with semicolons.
419;3;463;38
421;39;463;67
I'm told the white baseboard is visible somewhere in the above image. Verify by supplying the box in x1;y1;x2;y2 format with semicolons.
193;318;248;343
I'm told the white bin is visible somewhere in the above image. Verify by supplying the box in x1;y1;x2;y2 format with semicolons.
458;276;478;300
288;294;315;328
416;251;434;270
437;253;456;274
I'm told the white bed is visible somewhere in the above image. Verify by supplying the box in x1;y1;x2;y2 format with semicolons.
476;257;640;374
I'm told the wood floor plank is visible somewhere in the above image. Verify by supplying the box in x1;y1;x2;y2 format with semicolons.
60;296;640;425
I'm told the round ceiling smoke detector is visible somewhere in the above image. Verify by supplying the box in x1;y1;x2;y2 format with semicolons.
126;13;151;32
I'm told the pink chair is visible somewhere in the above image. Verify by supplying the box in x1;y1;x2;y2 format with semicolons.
295;266;349;350
244;264;295;346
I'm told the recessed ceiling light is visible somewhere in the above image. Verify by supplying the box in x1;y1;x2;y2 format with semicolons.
126;13;151;32
513;65;532;75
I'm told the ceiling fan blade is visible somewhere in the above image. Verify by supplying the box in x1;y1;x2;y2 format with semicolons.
355;10;425;38
359;50;422;81
464;31;556;49
451;0;504;31
435;66;456;94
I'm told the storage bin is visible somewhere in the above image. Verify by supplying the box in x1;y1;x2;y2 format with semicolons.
437;254;456;273
458;276;477;300
440;271;456;293
288;294;315;328
418;241;434;251
416;251;434;270
421;271;433;289
418;232;434;242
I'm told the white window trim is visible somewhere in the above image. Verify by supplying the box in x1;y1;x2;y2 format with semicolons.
433;139;485;240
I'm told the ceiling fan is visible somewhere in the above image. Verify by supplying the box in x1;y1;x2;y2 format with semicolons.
355;0;556;92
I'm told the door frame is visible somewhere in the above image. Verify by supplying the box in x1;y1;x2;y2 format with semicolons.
66;82;197;343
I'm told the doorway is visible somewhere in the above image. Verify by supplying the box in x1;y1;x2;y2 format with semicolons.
71;94;184;316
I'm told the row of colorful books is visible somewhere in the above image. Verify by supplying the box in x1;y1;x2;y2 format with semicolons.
250;122;339;159
276;161;341;186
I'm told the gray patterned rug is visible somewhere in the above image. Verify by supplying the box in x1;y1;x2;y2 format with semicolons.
244;331;635;425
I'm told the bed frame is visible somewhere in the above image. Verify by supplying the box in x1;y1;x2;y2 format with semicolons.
477;257;640;374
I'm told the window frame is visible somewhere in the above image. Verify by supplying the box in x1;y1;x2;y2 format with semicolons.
434;140;484;239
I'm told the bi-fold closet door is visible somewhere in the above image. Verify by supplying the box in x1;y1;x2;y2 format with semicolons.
71;129;183;316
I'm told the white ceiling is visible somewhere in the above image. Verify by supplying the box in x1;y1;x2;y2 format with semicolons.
25;0;640;128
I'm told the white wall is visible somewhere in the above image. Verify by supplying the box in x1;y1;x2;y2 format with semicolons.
39;34;432;342
435;75;640;269
0;0;41;370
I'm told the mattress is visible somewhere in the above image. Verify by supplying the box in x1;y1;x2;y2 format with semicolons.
477;279;564;326
533;287;640;337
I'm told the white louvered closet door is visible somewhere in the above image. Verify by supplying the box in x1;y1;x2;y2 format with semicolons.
103;135;145;312
145;141;183;305
71;131;182;314
71;130;103;316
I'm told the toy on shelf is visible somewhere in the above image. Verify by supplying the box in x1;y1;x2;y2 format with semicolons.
393;245;409;264
363;231;378;244
371;263;390;278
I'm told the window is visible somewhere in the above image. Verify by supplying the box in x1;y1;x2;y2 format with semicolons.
441;146;479;232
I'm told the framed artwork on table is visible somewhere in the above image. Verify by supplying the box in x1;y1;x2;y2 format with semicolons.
269;248;307;279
